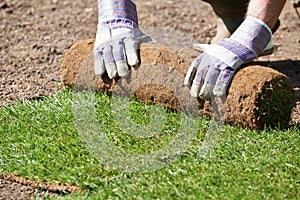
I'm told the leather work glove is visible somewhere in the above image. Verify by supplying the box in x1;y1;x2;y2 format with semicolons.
94;0;153;79
184;16;272;100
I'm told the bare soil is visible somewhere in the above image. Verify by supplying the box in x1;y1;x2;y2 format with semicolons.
0;178;56;200
0;0;299;199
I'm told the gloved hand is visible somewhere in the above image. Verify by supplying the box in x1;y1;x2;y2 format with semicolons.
94;0;153;79
184;16;272;100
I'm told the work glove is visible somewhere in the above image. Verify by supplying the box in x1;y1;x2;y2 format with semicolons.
184;16;272;100
94;0;153;79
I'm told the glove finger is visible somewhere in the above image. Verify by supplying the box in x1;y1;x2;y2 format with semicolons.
142;35;155;43
184;54;204;86
111;28;139;68
192;43;210;52
194;54;214;84
213;67;234;97
133;28;155;43
189;56;211;97
94;49;105;76
260;44;278;57
199;66;220;100
124;38;139;67
112;40;130;77
103;44;118;79
116;61;129;77
190;81;201;98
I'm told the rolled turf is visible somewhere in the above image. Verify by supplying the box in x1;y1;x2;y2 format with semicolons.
61;39;295;129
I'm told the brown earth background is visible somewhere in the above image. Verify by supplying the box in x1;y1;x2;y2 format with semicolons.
0;0;299;199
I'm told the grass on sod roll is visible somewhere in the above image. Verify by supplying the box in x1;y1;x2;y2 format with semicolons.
0;89;299;199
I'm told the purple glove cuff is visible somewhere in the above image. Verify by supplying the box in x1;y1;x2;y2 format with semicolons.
98;0;138;25
218;16;272;63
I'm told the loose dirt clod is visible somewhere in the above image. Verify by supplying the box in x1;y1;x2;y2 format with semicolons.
61;39;295;130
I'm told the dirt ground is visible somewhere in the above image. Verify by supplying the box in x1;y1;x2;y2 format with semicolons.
0;178;58;200
0;0;299;199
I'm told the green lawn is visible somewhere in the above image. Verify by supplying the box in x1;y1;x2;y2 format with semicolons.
0;90;299;199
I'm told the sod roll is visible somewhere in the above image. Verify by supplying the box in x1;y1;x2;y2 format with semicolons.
61;38;295;129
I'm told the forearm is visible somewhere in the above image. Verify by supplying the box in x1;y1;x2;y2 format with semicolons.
247;0;286;29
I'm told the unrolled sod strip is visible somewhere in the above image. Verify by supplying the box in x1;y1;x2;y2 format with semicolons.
61;38;295;130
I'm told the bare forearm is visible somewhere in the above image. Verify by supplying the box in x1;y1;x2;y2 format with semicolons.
247;0;286;29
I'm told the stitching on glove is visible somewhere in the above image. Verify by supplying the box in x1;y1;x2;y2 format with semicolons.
98;19;137;31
